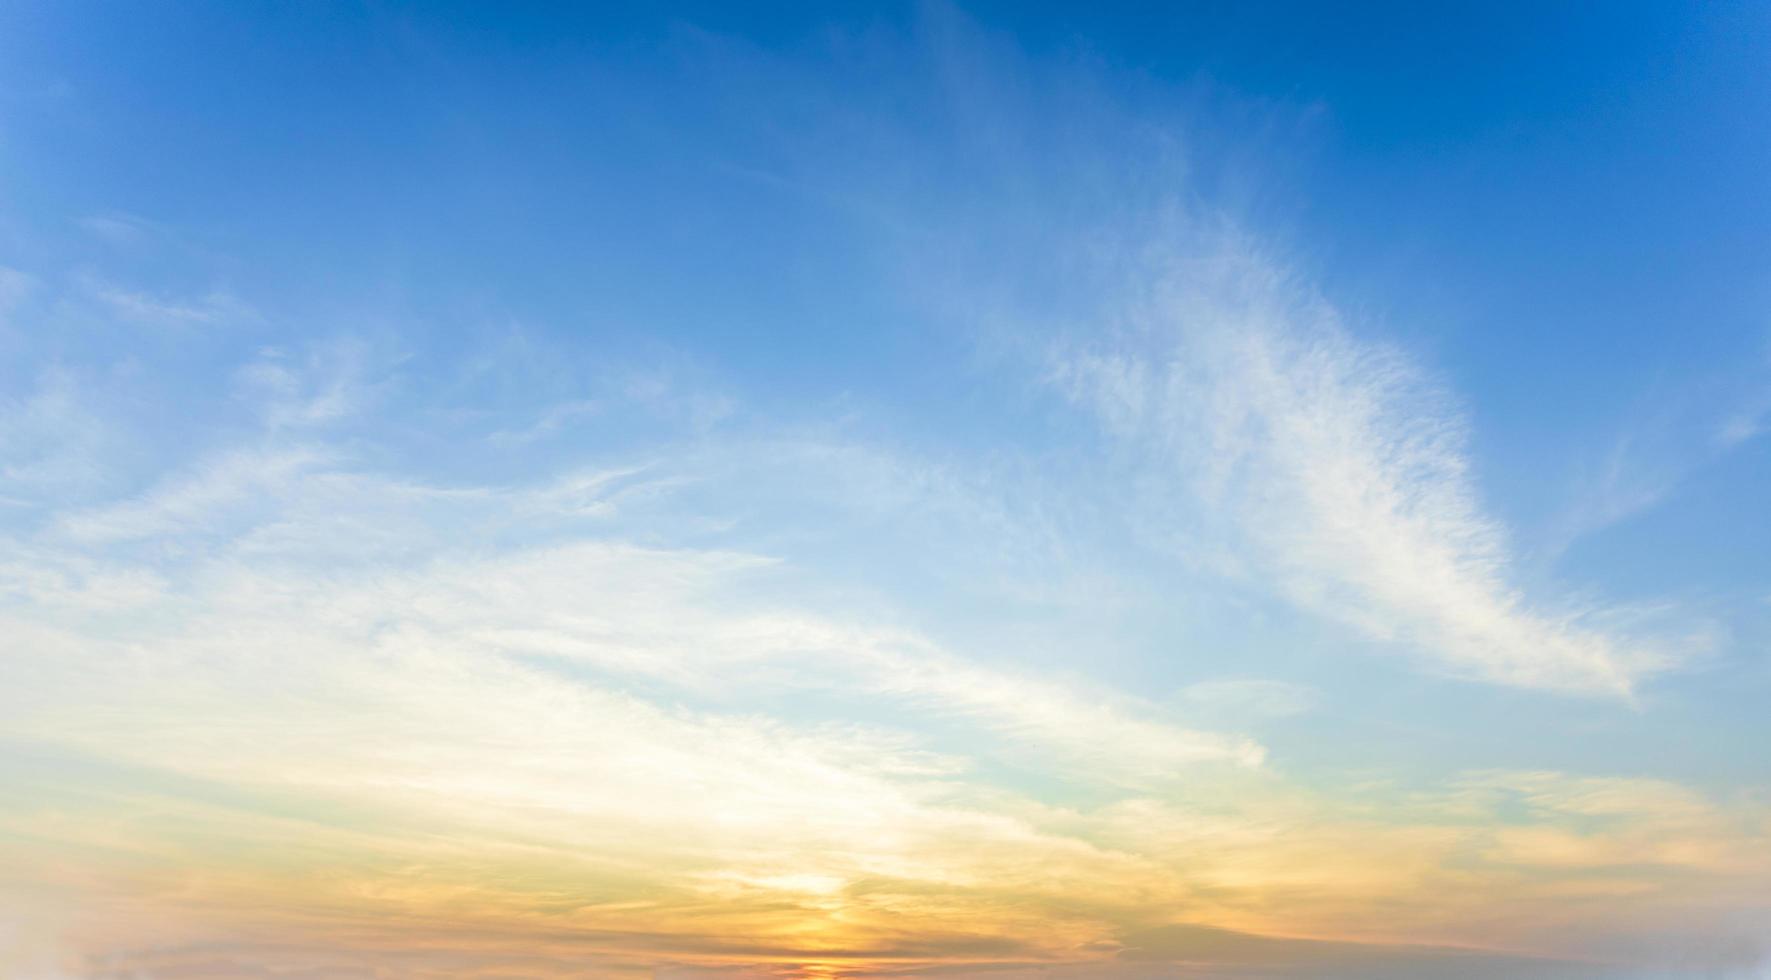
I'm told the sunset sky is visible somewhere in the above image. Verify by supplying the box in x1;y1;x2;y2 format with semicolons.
3;3;1771;978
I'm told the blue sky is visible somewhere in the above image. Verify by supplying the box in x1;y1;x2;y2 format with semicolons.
2;4;1770;978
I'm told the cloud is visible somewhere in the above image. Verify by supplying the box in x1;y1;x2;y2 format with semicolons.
0;265;35;315
52;446;331;542
1051;232;1681;696
1547;429;1685;556
89;280;256;328
487;398;601;445
1111;922;1611;979
233;340;381;429
77;212;158;246
1714;346;1771;449
16;443;1264;792
0;11;1764;976
716;0;1699;700
6;421;1768;977
1177;679;1315;719
1550;335;1771;552
1449;770;1759;873
0;368;113;499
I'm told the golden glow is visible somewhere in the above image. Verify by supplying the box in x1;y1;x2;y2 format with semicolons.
3;471;1765;978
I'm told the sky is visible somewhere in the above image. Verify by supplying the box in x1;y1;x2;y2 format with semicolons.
1;2;1770;978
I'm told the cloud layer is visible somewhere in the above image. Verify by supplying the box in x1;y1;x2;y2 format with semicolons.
0;7;1763;978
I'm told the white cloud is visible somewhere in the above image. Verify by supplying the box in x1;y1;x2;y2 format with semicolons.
0;322;1760;980
1053;233;1679;696
0;369;111;497
1550;348;1771;553
76;213;157;245
53;446;330;543
0;266;35;315
1715;372;1771;449
15;471;1761;974
0;444;1279;972
487;398;601;445
89;281;255;328
1177;679;1315;719
232;340;379;429
15;444;1262;792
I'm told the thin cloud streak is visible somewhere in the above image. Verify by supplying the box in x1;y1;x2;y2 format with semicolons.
1052;233;1683;696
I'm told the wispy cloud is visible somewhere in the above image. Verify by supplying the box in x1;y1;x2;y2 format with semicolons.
1177;678;1316;720
1714;343;1771;449
7;405;1766;977
1052;233;1684;696
88;280;256;328
18;434;1261;787
52;446;330;542
1548;334;1771;554
232;339;383;429
1;448;1260;976
0;368;112;498
76;212;159;246
488;398;601;445
0;265;35;315
2;9;1766;976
